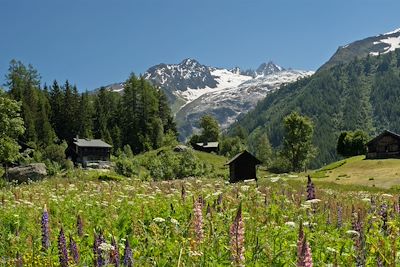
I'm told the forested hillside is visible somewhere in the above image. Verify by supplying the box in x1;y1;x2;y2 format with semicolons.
4;60;177;155
230;49;400;167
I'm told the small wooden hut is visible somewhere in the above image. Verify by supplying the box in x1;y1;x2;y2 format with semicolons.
366;130;400;159
68;137;112;167
192;142;219;153
226;150;261;183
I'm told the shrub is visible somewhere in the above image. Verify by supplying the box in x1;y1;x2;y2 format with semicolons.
114;156;139;177
143;148;212;180
44;142;67;165
44;160;63;176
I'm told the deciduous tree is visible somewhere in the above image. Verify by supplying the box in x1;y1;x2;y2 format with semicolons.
282;112;316;172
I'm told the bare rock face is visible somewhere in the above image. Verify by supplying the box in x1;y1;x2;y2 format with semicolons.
8;163;47;183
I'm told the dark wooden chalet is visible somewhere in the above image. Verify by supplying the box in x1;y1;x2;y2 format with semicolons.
68;138;112;167
193;142;219;153
226;150;262;183
366;130;400;159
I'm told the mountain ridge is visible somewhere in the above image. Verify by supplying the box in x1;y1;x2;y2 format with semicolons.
320;27;400;71
97;59;313;140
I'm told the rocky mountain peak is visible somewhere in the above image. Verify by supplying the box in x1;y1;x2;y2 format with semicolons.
256;61;284;76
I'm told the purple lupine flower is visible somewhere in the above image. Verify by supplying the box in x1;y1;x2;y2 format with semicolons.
69;234;79;265
77;215;83;237
41;205;50;250
123;239;133;267
93;232;105;267
379;203;388;233
110;236;120;267
58;227;69;267
230;204;245;267
193;197;204;243
306;175;315;200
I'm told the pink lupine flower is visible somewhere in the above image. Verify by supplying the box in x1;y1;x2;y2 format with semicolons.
298;234;313;267
230;204;245;267
193;197;204;243
303;239;313;267
297;221;305;266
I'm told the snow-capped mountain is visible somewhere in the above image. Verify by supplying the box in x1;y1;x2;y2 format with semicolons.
320;27;400;70
175;68;313;139
101;59;313;139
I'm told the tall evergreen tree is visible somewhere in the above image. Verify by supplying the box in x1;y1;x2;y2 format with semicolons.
49;80;64;141
77;91;94;138
6;60;54;146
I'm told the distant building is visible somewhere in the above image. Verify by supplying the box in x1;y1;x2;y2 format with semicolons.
68;137;112;167
366;130;400;159
226;150;261;183
192;142;219;153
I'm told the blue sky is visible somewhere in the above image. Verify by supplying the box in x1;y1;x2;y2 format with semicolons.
0;0;399;90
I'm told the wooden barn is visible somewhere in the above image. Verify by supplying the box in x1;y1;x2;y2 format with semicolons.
68;137;112;167
193;142;219;153
366;130;400;159
226;150;261;183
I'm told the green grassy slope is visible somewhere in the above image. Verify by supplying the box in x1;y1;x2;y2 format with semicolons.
311;156;400;189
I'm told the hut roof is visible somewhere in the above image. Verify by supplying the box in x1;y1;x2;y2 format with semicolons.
225;150;262;165
73;138;112;148
195;142;219;148
366;130;400;146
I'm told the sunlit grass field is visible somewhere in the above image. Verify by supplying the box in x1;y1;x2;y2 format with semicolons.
1;166;400;266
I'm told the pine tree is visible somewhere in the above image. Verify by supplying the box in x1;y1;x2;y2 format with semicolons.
77;91;94;138
49;80;64;141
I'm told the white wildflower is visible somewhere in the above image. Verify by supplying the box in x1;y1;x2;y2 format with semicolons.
170;218;179;225
98;242;114;252
153;217;166;223
305;199;321;204
285;221;296;228
346;230;360;236
240;185;250;192
326;247;337;253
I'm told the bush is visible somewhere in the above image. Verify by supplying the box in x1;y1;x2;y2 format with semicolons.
143;148;212;180
114;156;139;177
268;153;291;174
44;142;67;164
44;160;63;176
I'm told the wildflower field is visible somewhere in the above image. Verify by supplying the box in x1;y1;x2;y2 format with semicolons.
1;171;400;266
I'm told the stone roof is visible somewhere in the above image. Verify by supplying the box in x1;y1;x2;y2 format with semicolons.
366;130;400;146
73;138;112;148
226;150;262;165
195;142;219;148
